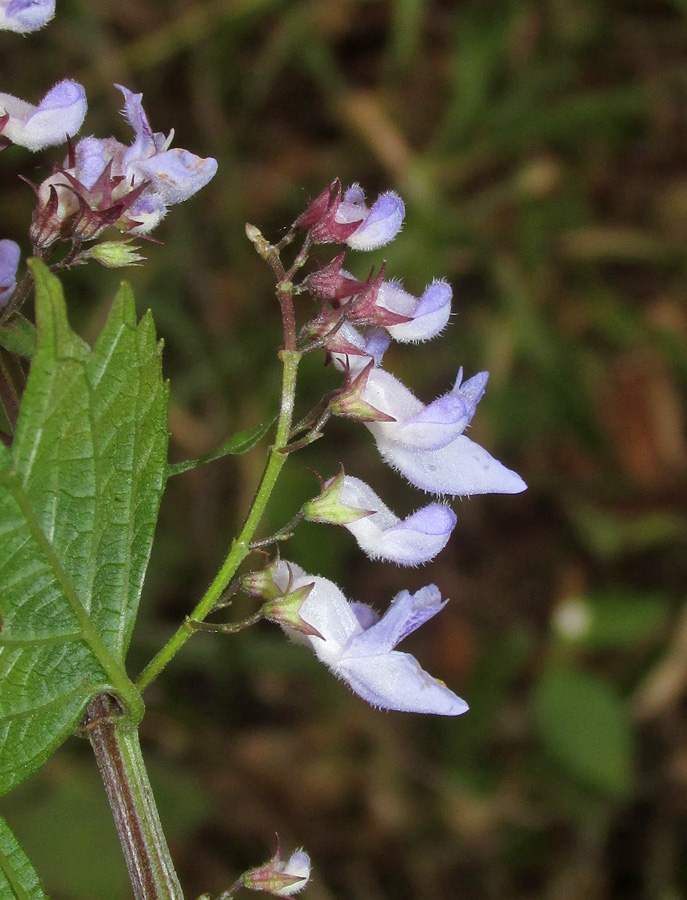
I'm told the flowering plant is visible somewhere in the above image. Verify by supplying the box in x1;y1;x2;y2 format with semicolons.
0;8;525;900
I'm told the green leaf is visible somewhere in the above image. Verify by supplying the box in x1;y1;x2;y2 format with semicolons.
167;417;274;477
0;815;50;900
533;663;634;798
0;315;37;359
0;262;169;795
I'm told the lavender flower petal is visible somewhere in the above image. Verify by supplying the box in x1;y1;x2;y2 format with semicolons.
338;475;456;565
1;0;54;33
136;148;218;205
0;80;87;150
384;279;453;343
345;585;448;655
378;433;528;496
346;191;405;251
278;563;467;715
0;239;20;307
336;650;468;714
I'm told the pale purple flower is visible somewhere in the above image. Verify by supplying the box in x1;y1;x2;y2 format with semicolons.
276;562;468;715
34;84;217;237
326;474;456;566
0;80;86;151
347;366;526;496
336;184;405;251
0;0;54;33
0;239;20;307
362;366;488;450
116;85;218;207
378;278;453;343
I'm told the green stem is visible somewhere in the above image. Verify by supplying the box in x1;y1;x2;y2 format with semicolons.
136;348;301;692
84;695;184;900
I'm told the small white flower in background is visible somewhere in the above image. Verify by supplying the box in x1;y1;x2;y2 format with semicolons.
552;597;593;641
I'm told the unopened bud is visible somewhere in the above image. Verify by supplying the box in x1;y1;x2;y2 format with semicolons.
80;240;146;268
241;552;284;602
242;847;311;898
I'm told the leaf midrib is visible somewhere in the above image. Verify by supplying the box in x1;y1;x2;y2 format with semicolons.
0;467;138;711
0;846;34;900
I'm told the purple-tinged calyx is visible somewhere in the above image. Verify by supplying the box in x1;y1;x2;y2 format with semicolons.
241;552;285;602
302;250;363;303
330;360;397;423
262;583;323;639
301;180;364;244
344;264;412;329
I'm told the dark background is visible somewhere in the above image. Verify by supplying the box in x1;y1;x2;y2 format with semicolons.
1;1;687;898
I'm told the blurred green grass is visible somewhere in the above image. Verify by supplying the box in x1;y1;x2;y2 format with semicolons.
2;1;687;898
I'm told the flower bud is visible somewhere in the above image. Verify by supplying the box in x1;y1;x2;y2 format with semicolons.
240;553;284;602
79;240;146;268
242;848;311;898
337;185;405;251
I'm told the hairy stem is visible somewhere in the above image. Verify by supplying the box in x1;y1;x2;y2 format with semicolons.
136;347;300;691
83;695;184;900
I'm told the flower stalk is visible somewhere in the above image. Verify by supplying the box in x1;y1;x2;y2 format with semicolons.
136;345;301;691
